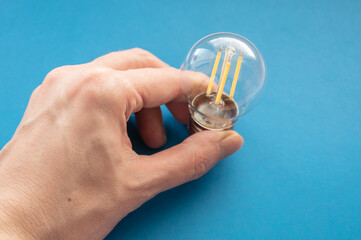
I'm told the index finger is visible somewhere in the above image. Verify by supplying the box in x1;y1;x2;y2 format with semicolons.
91;48;169;71
121;67;208;113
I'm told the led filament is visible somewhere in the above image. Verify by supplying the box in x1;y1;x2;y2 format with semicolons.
206;46;243;104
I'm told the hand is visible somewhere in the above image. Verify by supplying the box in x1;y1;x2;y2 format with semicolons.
0;48;243;240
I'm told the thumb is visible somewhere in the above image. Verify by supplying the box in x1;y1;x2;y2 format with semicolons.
142;130;243;194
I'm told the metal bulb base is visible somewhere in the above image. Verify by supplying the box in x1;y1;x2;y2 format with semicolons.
188;116;234;135
187;92;238;135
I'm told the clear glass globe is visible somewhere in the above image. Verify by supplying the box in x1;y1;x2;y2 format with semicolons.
181;32;266;133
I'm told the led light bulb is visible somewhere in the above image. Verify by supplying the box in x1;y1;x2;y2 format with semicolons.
181;32;266;134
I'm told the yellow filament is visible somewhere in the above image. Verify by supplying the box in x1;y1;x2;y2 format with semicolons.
229;54;243;99
219;51;230;82
206;50;222;95
215;62;231;104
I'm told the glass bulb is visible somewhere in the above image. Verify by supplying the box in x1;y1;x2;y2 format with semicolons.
181;32;266;134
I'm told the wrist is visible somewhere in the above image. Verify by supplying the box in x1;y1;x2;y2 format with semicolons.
0;143;52;240
0;191;42;240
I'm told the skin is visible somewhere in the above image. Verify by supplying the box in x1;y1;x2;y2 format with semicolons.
0;48;243;240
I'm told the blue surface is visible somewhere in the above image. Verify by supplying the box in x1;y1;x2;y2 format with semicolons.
1;0;361;239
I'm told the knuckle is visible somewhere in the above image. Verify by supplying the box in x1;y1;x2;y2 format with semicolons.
131;48;160;65
81;67;109;83
131;47;151;56
193;150;209;180
67;67;110;105
44;65;72;84
116;76;143;115
30;85;41;98
75;67;126;111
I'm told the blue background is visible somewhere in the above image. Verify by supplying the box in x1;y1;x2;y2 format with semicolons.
1;0;361;239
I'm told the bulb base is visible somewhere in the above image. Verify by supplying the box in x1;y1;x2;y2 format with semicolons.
187;92;238;135
188;115;235;135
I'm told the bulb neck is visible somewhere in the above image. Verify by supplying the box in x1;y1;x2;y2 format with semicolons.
188;115;234;135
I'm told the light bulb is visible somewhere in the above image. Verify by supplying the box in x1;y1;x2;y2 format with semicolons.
181;32;266;134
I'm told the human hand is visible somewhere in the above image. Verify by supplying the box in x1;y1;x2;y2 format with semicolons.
0;48;243;240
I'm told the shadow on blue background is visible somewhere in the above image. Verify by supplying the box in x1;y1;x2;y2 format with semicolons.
1;0;361;239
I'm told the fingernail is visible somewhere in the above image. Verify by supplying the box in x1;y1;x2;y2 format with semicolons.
218;131;244;159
